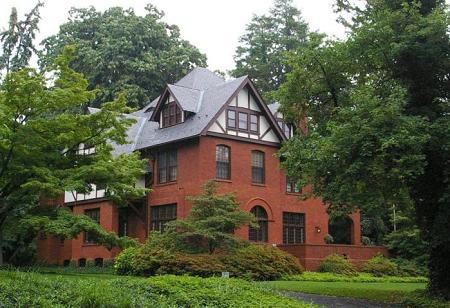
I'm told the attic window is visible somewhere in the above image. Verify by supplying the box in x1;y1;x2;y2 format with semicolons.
162;102;182;128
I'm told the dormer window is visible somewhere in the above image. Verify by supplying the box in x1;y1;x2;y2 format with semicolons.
277;119;292;138
226;108;260;134
162;102;182;128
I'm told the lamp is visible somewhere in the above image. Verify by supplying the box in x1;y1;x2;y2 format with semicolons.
315;226;321;233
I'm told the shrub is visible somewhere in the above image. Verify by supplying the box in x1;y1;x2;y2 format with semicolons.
102;259;114;268
318;254;357;276
324;234;334;244
69;259;77;267
114;247;139;275
393;258;428;277
361;236;372;246
283;271;428;283
222;244;304;281
361;254;398;276
157;253;225;277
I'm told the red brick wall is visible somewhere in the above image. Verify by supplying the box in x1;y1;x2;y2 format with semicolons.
279;244;388;271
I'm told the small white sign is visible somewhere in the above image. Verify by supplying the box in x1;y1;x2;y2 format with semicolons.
221;271;229;278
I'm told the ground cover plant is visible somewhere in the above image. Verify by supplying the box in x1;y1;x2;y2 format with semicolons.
317;254;357;276
0;270;315;308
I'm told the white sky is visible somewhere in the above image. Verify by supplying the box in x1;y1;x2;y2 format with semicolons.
1;0;346;72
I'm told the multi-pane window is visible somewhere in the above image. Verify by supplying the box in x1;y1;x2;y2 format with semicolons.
249;206;268;242
286;177;301;193
162;102;182;128
227;110;236;128
283;212;305;244
251;151;265;184
150;204;177;232
226;108;259;134
216;145;231;180
84;208;100;244
250;114;258;132
238;112;248;130
158;150;177;184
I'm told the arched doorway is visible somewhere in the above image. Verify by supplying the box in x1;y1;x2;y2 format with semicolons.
249;206;268;242
328;216;353;244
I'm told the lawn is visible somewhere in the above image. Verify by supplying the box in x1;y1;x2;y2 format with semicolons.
260;280;426;303
0;270;317;308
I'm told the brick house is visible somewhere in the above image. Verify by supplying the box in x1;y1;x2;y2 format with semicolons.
38;68;386;270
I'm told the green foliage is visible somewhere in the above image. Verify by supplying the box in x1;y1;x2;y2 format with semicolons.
384;228;428;262
0;2;43;74
324;234;334;244
0;45;147;264
318;254;357;276
157;253;225;277
222;244;304;281
392;258;428;277
0;270;311;307
168;180;255;254
277;0;450;297
399;290;450;308
232;0;308;100
361;254;398;276
113;246;139;275
39;5;206;108
115;238;302;280
361;236;372;246
283;271;428;283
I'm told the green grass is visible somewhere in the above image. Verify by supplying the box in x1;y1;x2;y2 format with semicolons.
0;270;317;307
260;280;426;303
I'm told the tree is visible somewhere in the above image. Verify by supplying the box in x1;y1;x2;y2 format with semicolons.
0;2;43;75
278;0;450;297
231;0;309;100
39;5;207;108
167;181;255;254
0;46;146;265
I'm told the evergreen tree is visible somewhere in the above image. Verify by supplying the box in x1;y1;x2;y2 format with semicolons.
168;181;255;254
232;0;309;101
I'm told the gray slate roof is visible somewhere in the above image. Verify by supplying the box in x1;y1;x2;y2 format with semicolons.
95;67;280;154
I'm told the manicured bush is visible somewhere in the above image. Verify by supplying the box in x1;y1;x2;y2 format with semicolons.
69;259;77;267
85;258;95;267
361;236;372;246
361;254;398;276
157;253;225;277
0;270;310;307
102;259;114;268
318;254;357;276
222;244;304;280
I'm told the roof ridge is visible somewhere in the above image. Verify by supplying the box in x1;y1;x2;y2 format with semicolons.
169;84;202;91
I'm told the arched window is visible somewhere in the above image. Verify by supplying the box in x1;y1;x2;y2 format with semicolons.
216;145;230;180
249;206;268;242
251;151;265;184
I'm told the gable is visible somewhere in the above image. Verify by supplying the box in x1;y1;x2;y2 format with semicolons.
206;81;285;144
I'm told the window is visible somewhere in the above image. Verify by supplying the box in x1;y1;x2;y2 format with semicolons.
277;119;291;138
84;208;100;244
239;112;248;130
162;102;182;128
216;145;231;180
227;110;236;128
283;212;305;244
249;206;268;242
95;258;104;267
251;151;265;184
286;177;301;193
250;114;258;132
150;204;177;232
158;150;177;184
226;108;259;133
